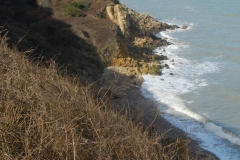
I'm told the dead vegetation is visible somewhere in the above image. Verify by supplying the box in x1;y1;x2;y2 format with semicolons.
0;29;192;159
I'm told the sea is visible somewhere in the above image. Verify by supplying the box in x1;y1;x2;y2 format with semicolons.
120;0;240;159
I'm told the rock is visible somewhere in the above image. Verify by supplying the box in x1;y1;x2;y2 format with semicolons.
148;65;161;75
182;25;188;29
105;4;173;76
152;55;167;60
133;76;144;85
169;25;180;30
164;64;170;69
169;73;174;75
160;39;171;46
106;4;131;38
106;4;172;40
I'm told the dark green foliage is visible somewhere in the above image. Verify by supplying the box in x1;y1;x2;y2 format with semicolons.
69;2;88;11
65;6;83;17
64;2;89;17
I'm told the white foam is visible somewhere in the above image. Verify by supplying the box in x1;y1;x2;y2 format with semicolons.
160;32;176;40
141;23;240;159
141;76;240;159
142;75;207;121
205;122;240;145
155;29;220;79
162;114;240;160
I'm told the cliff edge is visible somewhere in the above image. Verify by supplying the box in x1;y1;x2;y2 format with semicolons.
0;0;217;159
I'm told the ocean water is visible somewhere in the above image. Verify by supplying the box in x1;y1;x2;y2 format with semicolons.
120;0;240;159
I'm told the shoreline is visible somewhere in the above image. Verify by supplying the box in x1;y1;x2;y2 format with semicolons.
0;0;221;158
100;66;219;159
144;27;239;159
0;0;221;156
99;2;220;158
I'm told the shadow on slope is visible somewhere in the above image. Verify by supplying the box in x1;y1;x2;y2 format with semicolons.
0;0;103;81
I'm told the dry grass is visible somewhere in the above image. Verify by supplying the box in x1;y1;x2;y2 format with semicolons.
0;30;191;159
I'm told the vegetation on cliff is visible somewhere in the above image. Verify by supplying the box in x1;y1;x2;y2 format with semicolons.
0;0;215;159
64;2;89;17
0;29;191;159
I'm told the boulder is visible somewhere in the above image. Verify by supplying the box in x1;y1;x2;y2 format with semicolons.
164;64;170;69
182;25;188;29
168;25;180;30
152;55;167;61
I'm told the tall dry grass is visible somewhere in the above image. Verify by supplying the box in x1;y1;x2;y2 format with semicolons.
0;30;191;159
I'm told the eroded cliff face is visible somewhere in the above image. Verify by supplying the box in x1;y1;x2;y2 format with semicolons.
98;4;176;77
106;4;178;38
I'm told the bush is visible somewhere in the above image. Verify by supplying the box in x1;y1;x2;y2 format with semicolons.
69;2;88;11
64;2;89;17
65;6;83;17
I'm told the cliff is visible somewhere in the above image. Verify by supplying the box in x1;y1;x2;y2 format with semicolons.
102;3;177;75
0;0;217;159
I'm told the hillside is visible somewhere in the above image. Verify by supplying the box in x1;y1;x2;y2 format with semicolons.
0;21;192;160
0;0;217;159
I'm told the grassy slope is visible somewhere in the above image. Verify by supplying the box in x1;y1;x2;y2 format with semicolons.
0;0;193;159
0;30;190;159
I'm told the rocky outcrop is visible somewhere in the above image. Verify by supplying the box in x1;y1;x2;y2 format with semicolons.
96;4;178;76
106;4;177;39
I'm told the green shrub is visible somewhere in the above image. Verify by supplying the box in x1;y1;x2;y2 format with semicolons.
69;2;88;11
64;2;89;17
65;6;83;17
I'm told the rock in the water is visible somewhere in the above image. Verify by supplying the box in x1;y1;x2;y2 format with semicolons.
152;55;167;60
182;25;188;29
169;25;180;30
164;64;170;69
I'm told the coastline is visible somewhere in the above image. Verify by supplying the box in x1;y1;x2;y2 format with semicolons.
115;1;240;158
101;66;218;159
100;2;219;159
0;0;221;158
